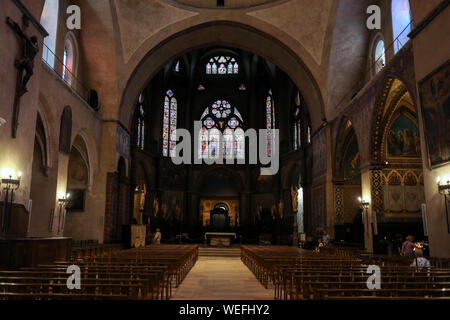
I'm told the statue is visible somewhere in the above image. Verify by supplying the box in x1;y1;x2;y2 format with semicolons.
278;201;284;219
270;204;277;219
153;197;159;217
291;186;299;213
6;17;39;93
257;205;262;220
6;16;39;138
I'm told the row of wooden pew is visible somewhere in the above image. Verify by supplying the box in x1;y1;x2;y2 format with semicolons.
71;243;123;260
0;244;198;300
241;245;450;300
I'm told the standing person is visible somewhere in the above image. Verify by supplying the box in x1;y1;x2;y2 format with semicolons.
153;228;162;244
401;235;415;257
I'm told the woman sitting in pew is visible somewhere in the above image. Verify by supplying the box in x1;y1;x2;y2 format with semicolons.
410;249;431;271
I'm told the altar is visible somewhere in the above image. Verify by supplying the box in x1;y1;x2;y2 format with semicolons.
205;232;236;247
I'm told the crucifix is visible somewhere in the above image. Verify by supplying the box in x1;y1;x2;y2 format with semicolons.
6;16;39;138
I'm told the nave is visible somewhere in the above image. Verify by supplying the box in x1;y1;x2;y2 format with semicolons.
1;244;449;300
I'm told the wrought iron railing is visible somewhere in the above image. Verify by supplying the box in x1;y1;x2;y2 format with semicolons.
41;43;97;110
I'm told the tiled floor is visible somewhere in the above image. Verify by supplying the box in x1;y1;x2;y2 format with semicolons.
171;257;274;300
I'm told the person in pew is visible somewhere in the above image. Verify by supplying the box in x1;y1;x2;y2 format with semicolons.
410;248;431;271
153;228;162;244
322;231;330;247
314;238;324;253
401;235;415;257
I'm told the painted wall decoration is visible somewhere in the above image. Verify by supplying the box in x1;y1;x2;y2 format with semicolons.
386;113;421;158
161;191;184;223
200;199;239;228
343;135;360;180
117;124;130;158
382;170;424;216
419;60;450;167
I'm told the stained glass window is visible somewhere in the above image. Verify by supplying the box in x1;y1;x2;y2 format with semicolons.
266;90;276;157
199;100;244;160
136;94;145;150
374;40;386;73
162;90;177;157
293;91;301;150
62;47;68;80
206;56;239;75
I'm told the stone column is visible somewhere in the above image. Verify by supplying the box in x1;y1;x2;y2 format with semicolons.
361;168;383;253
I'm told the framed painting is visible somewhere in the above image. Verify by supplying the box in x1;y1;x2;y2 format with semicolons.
67;189;85;212
418;60;450;168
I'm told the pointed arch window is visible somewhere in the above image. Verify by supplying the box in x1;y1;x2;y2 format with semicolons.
266;90;276;157
374;39;386;74
62;34;77;85
136;94;145;150
198;100;244;160
293;91;302;150
206;56;239;75
162;90;177;157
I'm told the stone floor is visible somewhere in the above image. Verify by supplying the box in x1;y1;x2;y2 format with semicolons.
171;257;274;300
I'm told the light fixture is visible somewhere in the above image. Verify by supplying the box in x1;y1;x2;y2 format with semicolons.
0;117;6;127
436;176;450;196
358;196;370;209
1;168;22;233
57;191;71;234
436;176;450;233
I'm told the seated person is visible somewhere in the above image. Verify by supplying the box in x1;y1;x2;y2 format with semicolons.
153;228;162;244
314;238;324;252
322;231;330;247
410;249;431;271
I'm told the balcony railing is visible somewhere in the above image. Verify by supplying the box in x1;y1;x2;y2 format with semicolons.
41;43;97;111
334;20;414;112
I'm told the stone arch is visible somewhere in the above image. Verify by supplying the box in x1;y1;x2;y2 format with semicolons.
36;98;56;173
71;128;98;191
118;21;325;133
334;117;361;181
59;106;72;154
371;77;419;163
63;31;80;86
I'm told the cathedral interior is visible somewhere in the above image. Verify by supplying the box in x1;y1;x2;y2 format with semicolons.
0;0;449;303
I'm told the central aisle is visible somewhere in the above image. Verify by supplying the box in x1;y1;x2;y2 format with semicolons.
171;256;273;300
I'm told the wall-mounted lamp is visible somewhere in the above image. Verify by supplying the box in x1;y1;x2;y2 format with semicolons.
358;196;370;209
436;176;450;196
1;169;22;233
57;191;71;234
436;176;450;233
0;117;6;127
